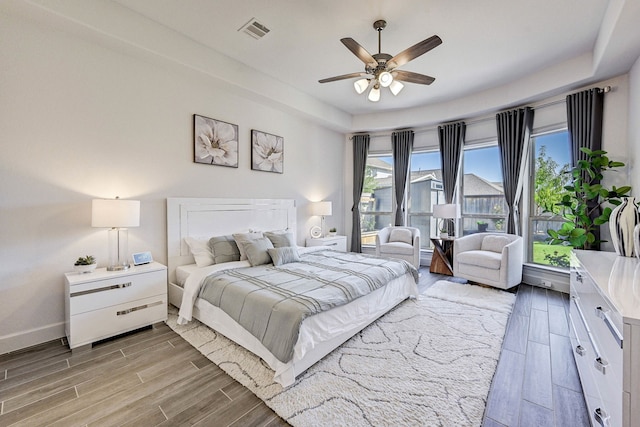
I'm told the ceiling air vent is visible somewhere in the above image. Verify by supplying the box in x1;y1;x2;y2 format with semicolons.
238;18;270;40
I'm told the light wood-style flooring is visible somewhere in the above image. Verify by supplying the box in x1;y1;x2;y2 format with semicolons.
0;269;588;426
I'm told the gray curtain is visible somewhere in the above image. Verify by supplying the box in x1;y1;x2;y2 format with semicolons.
566;88;604;249
392;130;414;225
351;134;370;252
438;122;465;235
496;107;534;235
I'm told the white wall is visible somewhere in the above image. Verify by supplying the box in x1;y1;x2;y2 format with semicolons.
0;11;345;352
629;57;640;194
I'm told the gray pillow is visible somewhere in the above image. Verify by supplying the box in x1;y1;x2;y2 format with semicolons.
241;237;274;266
232;232;264;260
268;246;301;266
264;230;295;248
389;228;413;245
208;235;240;264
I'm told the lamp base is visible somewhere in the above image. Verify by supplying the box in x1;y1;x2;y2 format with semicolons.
107;264;131;271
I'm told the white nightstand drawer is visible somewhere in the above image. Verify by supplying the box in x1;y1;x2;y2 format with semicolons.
69;269;165;315
306;236;347;252
68;294;167;348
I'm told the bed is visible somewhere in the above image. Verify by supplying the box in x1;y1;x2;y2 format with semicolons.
167;197;419;386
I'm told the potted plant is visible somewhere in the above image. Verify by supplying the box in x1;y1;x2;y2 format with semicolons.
546;147;631;250
74;255;97;273
328;227;337;237
477;221;488;232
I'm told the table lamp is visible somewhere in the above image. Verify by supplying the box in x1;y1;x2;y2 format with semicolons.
312;201;332;238
92;197;140;271
433;203;460;237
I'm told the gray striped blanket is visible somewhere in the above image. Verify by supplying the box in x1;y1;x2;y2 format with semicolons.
198;250;418;363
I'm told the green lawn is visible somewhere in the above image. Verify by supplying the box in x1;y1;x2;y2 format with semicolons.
532;242;572;267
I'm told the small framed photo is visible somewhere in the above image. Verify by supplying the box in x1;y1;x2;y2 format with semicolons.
251;129;283;173
193;114;239;168
132;251;153;266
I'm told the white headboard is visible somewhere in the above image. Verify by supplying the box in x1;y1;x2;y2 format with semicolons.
166;198;296;284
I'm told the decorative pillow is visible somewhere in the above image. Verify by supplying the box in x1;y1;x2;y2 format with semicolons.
208;235;240;264
184;237;215;267
264;230;295;248
232;232;264;260
481;235;511;253
268;246;301;266
389;228;413;245
241;237;274;266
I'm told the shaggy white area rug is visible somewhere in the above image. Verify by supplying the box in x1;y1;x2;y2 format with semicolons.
166;280;515;426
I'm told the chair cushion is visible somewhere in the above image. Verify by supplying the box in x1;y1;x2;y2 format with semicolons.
457;250;502;270
481;235;511;253
379;242;415;256
389;228;413;245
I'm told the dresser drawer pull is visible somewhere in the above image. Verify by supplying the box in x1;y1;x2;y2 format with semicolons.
117;300;163;316
595;306;624;348
594;407;610;426
573;297;603;359
71;282;132;297
575;345;586;356
594;357;608;375
575;272;583;283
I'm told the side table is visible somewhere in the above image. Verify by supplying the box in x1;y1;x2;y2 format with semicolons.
430;237;455;275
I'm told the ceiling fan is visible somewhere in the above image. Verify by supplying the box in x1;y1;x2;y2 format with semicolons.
319;20;442;102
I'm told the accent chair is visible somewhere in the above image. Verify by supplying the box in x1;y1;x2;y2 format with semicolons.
452;232;523;290
375;226;421;269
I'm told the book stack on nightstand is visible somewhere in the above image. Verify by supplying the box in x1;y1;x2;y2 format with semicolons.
306;235;347;252
64;262;167;352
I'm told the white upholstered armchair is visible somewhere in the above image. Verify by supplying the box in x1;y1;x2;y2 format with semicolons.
375;226;421;269
452;232;523;290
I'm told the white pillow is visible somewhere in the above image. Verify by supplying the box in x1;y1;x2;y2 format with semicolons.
481;235;511;253
389;228;413;245
232;232;264;260
184;237;215;267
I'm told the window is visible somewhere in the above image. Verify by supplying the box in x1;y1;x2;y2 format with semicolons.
529;130;572;267
360;155;393;246
461;145;507;235
407;150;444;249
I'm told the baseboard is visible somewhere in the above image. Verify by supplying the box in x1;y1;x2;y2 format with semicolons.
0;321;65;354
522;263;570;293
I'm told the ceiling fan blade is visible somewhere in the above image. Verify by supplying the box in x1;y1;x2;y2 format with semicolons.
340;38;377;67
393;70;435;85
318;72;367;83
388;35;442;69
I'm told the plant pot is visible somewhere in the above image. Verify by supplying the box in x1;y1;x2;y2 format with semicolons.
327;231;337;237
74;263;97;274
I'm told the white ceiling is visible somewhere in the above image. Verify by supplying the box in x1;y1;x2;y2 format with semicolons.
107;0;639;117
12;0;640;131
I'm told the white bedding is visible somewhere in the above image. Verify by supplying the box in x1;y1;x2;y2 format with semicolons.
174;245;419;386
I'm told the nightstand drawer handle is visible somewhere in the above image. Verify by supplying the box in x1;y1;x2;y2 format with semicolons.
327;243;338;246
70;282;132;297
117;300;163;316
595;306;623;348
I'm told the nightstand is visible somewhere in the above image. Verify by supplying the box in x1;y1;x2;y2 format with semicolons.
430;237;455;276
64;262;167;352
306;235;347;252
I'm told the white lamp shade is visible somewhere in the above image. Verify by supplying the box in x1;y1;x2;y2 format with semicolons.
378;71;393;87
433;203;459;219
390;80;404;96
354;78;370;94
313;201;332;216
368;85;381;102
92;199;140;228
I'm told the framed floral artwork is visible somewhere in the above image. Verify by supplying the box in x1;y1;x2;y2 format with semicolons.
193;114;239;167
251;129;284;173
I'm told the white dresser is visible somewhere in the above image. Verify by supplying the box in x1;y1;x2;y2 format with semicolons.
570;250;640;427
64;262;167;351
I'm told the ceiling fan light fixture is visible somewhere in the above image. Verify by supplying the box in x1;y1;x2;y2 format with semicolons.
390;80;404;96
368;84;381;102
378;71;393;87
354;78;370;94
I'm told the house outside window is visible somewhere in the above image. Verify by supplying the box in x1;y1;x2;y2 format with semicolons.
461;145;507;235
360;155;394;246
529;130;572;267
407;150;444;249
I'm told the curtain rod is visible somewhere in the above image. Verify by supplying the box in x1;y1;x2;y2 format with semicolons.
349;85;611;139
